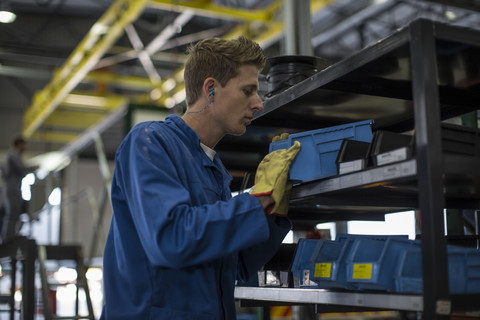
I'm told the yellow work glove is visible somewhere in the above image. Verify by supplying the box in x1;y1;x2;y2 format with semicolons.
274;182;293;216
272;132;289;142
270;132;295;216
250;139;301;216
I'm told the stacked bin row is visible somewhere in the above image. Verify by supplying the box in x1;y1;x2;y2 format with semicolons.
269;119;480;184
290;234;480;294
271;120;480;294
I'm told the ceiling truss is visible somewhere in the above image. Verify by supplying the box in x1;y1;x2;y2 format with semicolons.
18;0;480;157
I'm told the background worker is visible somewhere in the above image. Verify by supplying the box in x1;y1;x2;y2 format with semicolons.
100;36;300;319
0;135;37;243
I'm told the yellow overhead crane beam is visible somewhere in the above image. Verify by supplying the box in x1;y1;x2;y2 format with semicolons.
311;0;337;12
148;0;281;22
32;93;128;144
22;0;149;138
31;131;82;145
84;72;159;90
45;111;108;130
61;93;128;112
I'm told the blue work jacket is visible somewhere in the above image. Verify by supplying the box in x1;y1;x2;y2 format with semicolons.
100;115;291;319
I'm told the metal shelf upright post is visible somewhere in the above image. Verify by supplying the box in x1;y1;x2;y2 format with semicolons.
409;19;450;320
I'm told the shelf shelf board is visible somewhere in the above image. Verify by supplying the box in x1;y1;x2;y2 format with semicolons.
253;20;480;133
235;287;423;311
290;155;480;214
292;159;416;197
235;287;480;313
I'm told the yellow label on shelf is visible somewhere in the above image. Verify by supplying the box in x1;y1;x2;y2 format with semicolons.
352;263;373;279
314;263;332;278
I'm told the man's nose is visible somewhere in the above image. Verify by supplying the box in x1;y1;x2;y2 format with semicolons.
252;93;263;113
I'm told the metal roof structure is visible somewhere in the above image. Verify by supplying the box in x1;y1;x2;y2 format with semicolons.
1;0;479;189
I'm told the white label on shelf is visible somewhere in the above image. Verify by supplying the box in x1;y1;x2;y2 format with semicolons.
336;160;417;189
376;147;409;166
376;160;416;180
302;159;417;195
339;159;364;174
316;178;341;192
436;300;451;315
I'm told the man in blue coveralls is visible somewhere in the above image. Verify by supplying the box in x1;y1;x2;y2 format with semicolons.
100;36;299;320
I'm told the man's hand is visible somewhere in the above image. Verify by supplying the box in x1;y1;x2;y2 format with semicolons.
255;195;274;213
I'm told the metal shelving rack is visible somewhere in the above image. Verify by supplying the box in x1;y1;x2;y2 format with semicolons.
235;18;480;320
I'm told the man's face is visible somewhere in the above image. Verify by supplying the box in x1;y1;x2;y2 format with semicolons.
210;64;263;136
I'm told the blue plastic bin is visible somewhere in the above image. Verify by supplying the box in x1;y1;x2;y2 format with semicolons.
345;237;421;291
290;239;325;288
395;246;480;294
269;120;374;182
310;234;409;290
306;239;352;290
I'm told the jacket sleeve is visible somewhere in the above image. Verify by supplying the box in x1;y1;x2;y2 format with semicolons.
112;125;272;269
236;216;292;283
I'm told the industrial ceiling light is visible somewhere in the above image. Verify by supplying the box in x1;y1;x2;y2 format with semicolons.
0;0;16;23
445;10;457;21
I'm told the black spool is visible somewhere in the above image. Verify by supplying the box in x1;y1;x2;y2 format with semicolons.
265;55;330;97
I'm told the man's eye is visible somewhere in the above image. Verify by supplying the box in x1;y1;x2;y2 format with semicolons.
244;89;254;96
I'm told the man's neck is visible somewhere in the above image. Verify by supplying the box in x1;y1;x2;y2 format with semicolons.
182;112;223;149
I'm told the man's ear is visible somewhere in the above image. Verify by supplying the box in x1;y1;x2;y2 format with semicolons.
203;78;216;98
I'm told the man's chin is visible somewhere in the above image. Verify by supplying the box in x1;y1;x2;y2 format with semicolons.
230;127;247;136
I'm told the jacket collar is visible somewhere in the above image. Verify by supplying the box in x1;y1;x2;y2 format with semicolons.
165;114;232;185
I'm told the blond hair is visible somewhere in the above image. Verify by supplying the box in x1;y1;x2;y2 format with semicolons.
184;36;266;106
